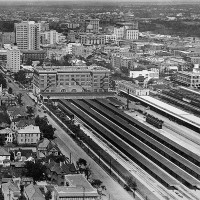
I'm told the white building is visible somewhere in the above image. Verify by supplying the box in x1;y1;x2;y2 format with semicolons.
117;80;150;96
2;181;20;200
15;21;40;50
114;26;124;39
16;125;41;145
129;68;159;81
6;45;20;73
40;30;59;45
0;147;10;165
125;29;139;40
0;128;15;144
105;34;117;43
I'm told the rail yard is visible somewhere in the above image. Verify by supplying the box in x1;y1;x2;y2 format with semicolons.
48;89;200;200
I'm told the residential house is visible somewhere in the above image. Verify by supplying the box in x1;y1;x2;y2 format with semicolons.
37;138;61;159
45;160;76;186
21;177;34;186
0;128;15;144
0;147;10;166
16;125;40;145
1;181;21;200
24;184;45;200
11;118;35;131
7;106;27;120
52;174;98;200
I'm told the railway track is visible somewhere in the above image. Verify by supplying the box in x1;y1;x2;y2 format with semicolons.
56;99;200;199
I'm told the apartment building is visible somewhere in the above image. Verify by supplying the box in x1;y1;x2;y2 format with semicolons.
15;21;40;50
6;45;21;73
33;65;110;95
72;44;94;58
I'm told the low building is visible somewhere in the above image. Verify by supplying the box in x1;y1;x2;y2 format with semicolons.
11;118;35;131
52;174;98;200
72;44;94;58
24;184;45;200
175;70;200;88
21;50;46;64
2;181;21;200
0;148;10;165
117;80;150;96
16;125;40;145
0;128;15;144
37;138;60;159
45;160;77;186
33;65;110;95
129;68;159;81
80;33;105;45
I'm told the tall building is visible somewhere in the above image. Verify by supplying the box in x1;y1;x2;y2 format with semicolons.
40;30;59;45
33;65;110;95
7;45;21;73
15;21;40;50
85;18;100;33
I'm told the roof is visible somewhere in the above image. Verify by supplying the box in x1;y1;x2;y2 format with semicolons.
46;160;76;175
24;184;45;200
17;125;40;134
14;119;35;128
54;174;98;197
0;148;10;156
37;138;50;149
2;181;20;194
0;128;13;134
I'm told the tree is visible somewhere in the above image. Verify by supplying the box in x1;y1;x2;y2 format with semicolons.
0;73;7;88
76;158;92;180
8;87;13;94
23;160;47;182
45;190;52;200
91;179;106;197
126;177;137;198
16;93;23;105
14;70;27;84
9;151;15;161
26;106;34;117
0;135;5;146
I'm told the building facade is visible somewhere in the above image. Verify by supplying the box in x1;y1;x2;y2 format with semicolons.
80;34;105;45
85;18;100;33
15;21;40;50
16;125;41;145
6;46;20;73
21;50;46;63
33;66;110;95
40;30;59;45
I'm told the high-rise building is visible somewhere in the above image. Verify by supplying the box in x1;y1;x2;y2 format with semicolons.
40;30;58;45
85;18;100;33
15;21;40;50
7;46;21;73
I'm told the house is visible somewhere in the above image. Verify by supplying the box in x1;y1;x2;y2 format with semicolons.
0;147;10;166
13;148;35;161
37;138;61;159
0;128;15;144
1;181;21;200
16;125;40;145
24;184;45;200
52;174;98;200
45;160;76;186
11;118;35;131
21;177;34;186
7;106;27;120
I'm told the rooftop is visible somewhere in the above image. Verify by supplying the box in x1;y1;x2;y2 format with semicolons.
0;148;10;156
17;125;40;134
35;65;110;73
54;174;98;197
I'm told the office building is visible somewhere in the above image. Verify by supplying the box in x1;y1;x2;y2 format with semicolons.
33;65;110;95
15;21;40;50
6;45;20;73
